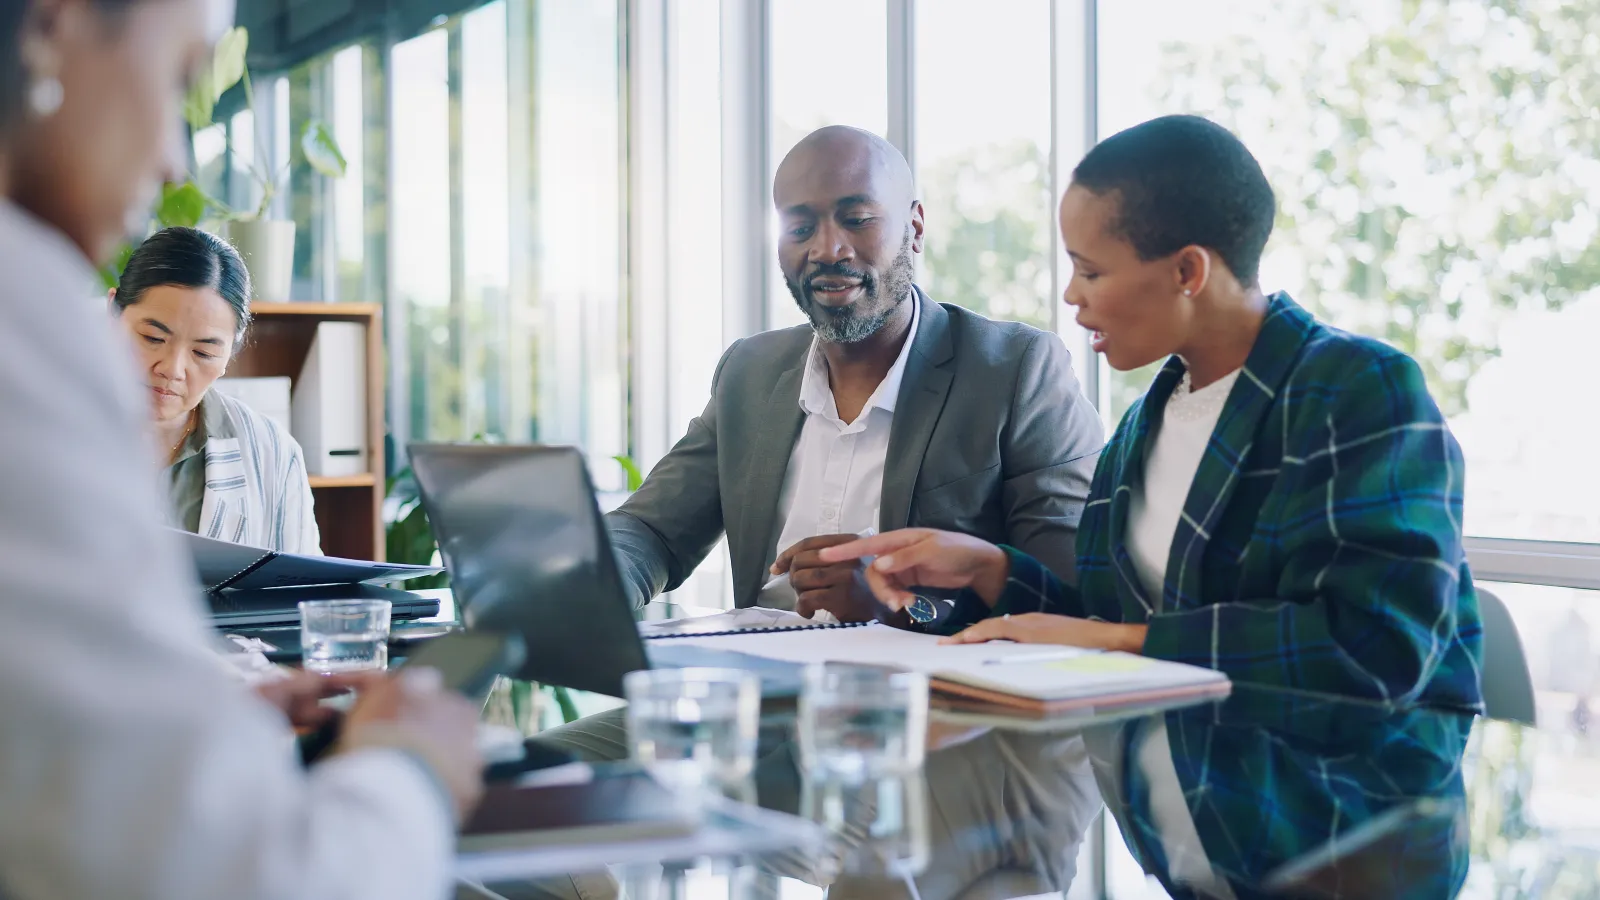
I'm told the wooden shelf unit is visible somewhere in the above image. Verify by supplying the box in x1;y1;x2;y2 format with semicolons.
230;302;386;561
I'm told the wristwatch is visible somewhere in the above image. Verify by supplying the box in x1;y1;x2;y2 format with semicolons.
907;594;939;624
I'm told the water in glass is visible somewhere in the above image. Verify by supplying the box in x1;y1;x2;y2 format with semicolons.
303;630;389;674
799;664;928;780
625;669;759;792
299;599;392;674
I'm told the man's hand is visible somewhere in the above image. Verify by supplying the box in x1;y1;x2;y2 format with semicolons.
939;612;1148;653
254;670;380;730
772;534;885;623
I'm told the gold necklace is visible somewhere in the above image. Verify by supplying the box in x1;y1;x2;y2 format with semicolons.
167;411;197;461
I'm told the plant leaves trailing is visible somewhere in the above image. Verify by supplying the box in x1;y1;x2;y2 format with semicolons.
183;26;247;132
301;121;348;180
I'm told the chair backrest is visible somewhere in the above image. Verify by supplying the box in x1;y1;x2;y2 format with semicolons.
1476;586;1537;725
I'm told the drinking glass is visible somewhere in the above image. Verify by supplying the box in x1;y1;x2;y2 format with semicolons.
299;599;392;674
624;668;760;793
798;663;928;780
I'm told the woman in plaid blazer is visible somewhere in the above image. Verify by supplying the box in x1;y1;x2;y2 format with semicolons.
824;115;1483;896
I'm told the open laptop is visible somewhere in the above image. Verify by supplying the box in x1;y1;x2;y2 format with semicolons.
407;443;801;698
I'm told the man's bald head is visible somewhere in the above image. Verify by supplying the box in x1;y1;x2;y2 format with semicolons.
774;126;917;211
774;127;925;344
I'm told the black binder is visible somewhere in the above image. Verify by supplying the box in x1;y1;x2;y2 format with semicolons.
181;530;443;592
180;531;445;628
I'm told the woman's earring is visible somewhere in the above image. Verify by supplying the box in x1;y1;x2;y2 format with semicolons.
28;75;64;118
1182;289;1193;297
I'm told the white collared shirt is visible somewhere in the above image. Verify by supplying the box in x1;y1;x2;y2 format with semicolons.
772;297;920;560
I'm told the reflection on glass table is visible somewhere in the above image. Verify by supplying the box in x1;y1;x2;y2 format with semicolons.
414;593;1600;897
1090;684;1476;898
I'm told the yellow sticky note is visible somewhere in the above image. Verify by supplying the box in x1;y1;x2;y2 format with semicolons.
1043;654;1153;674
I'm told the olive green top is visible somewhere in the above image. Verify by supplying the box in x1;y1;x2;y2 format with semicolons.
162;395;229;533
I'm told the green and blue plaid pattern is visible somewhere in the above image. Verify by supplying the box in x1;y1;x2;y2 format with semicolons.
963;293;1483;891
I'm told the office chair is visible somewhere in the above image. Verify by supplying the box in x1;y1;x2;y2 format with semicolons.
1476;586;1537;725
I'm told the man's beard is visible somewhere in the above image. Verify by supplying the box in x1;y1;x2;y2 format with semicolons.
786;228;915;344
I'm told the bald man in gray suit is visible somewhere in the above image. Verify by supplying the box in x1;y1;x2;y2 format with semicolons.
609;125;1103;629
505;128;1106;900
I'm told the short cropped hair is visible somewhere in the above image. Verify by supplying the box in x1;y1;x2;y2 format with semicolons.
1072;115;1276;285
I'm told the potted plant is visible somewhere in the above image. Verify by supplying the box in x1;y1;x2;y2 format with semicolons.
117;26;346;300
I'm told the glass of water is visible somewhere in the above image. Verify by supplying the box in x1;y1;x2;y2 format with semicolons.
299;599;392;674
798;664;928;780
624;668;760;793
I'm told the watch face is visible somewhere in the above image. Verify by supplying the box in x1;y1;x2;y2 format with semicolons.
908;595;938;624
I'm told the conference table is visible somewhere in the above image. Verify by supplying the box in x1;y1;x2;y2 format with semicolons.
395;591;1589;899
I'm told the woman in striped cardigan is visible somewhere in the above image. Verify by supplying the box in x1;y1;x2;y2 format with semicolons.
112;227;320;553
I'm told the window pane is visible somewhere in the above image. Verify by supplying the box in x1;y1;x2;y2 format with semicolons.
536;0;626;482
391;28;455;440
1469;582;1600;895
769;0;888;164
768;0;888;329
666;0;731;608
915;0;1052;328
667;0;725;436
1098;0;1600;541
462;2;511;440
331;45;365;304
227;109;256;213
285;63;322;298
192;124;227;205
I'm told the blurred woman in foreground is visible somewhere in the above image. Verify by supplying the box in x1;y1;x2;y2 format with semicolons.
0;1;479;897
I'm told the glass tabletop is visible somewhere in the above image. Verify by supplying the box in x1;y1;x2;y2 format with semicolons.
416;593;1594;899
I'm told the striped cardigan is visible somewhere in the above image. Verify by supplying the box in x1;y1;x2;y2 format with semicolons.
951;293;1483;892
195;391;321;554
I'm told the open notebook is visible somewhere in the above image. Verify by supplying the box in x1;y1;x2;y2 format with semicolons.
654;615;1230;716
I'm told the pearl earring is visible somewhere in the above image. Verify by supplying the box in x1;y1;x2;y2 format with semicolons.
28;75;63;117
1182;289;1192;297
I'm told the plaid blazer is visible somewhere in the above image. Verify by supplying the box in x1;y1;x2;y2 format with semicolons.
951;293;1483;891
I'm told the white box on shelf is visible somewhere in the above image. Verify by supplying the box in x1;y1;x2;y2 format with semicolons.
291;321;367;477
211;376;292;433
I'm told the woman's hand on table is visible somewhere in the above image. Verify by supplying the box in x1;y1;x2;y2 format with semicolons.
817;529;1011;611
338;668;486;821
939;612;1148;653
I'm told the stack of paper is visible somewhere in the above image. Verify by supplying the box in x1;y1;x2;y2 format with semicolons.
667;622;1230;717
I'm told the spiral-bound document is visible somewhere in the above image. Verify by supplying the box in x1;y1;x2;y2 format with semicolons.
639;608;868;640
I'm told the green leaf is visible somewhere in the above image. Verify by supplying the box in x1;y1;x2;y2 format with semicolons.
156;182;208;228
183;71;217;132
300;120;347;179
613;455;644;492
210;27;249;98
182;26;248;132
548;685;581;724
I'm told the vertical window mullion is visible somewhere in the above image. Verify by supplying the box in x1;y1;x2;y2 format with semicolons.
1050;0;1104;417
886;0;915;174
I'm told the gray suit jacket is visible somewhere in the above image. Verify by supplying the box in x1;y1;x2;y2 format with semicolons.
606;287;1105;608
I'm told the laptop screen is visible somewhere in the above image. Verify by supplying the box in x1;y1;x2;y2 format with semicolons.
406;444;650;696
